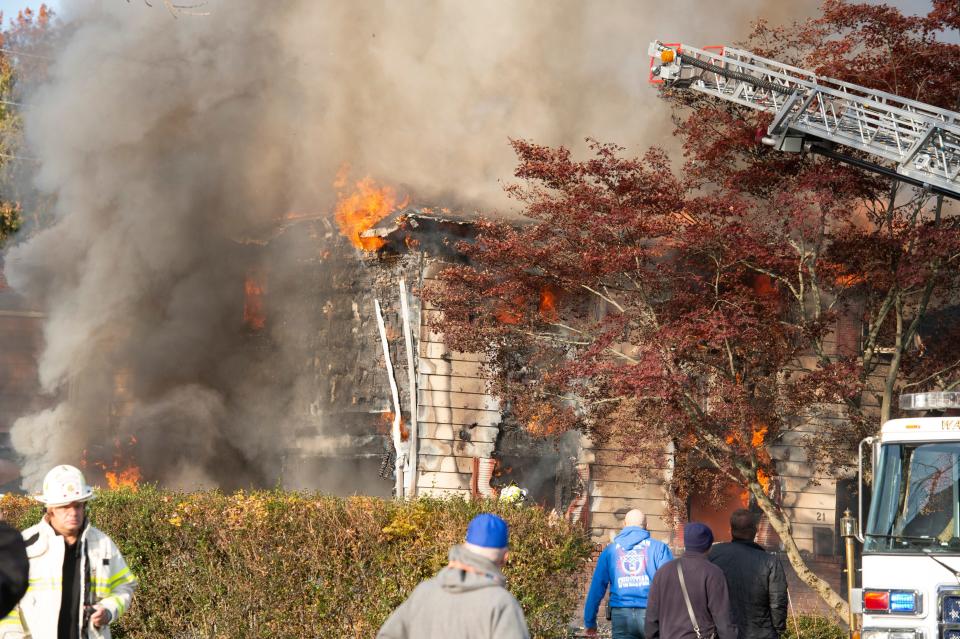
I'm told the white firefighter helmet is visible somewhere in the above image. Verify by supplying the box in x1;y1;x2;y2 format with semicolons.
499;484;528;505
36;465;95;507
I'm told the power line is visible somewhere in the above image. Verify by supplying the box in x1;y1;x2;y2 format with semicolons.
0;48;51;61
0;152;38;163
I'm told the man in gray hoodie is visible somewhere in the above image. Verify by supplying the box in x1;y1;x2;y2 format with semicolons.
376;513;529;639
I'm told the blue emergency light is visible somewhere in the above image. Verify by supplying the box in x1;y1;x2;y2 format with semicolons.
888;591;918;613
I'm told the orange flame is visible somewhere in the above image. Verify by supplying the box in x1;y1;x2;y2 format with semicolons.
495;293;528;325
526;404;565;437
756;468;771;493
105;466;142;491
539;287;558;321
243;272;266;330
495;307;522;324
751;424;768;449
836;273;866;287
333;171;408;251
380;411;409;441
89;437;141;492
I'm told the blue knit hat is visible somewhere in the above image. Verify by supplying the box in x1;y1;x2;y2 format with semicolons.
466;513;509;549
684;522;714;552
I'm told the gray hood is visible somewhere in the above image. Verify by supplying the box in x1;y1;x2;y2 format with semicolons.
376;543;529;639
439;544;506;593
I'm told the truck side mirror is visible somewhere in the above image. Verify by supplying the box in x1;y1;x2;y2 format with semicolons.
857;436;876;543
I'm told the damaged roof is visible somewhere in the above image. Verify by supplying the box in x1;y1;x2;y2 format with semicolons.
360;206;479;258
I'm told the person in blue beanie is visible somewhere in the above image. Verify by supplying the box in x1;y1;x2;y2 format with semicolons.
583;509;673;638
645;522;737;639
377;513;529;639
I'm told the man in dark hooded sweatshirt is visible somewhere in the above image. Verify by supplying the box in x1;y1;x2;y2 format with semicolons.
583;509;673;638
645;522;737;639
376;513;529;639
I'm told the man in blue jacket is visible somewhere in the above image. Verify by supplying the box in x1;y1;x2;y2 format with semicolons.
584;509;673;638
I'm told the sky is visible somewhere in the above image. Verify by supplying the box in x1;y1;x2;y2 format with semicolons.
0;0;61;23
0;0;943;25
0;0;944;29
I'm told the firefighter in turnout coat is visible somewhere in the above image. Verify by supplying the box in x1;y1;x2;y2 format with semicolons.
0;465;137;639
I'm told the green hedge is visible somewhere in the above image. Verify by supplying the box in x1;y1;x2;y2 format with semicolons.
782;614;846;639
0;488;592;638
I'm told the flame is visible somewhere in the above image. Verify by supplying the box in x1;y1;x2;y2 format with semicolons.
243;272;266;330
495;293;528;325
738;469;772;504
380;411;409;441
836;273;866;287
87;437;141;492
334;171;408;251
495;307;522;324
751;424;768;448
526;404;564;437
756;468;771;493
105;466;142;491
539;287;558;321
726;423;768;449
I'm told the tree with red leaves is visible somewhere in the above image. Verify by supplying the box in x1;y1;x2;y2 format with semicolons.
743;0;960;408
0;4;54;243
426;1;960;620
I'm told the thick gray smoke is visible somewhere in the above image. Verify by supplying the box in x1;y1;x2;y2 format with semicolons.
3;0;814;491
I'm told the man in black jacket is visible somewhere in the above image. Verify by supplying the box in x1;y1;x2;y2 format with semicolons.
0;521;26;619
709;509;788;639
645;523;737;639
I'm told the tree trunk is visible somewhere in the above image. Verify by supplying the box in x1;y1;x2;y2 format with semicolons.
880;294;905;425
748;476;851;622
880;346;902;425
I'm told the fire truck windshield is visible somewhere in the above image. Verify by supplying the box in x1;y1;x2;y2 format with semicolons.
865;441;960;553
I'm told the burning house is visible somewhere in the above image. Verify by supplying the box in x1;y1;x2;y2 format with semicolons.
255;200;596;511
0;12;873;620
347;204;868;596
0;190;859;565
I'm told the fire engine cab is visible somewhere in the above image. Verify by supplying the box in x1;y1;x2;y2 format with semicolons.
857;393;960;639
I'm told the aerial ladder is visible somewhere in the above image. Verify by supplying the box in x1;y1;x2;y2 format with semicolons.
648;41;960;200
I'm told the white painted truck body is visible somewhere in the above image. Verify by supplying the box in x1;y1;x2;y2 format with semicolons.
860;416;960;639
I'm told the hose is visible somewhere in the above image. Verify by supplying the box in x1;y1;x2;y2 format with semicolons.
677;52;792;95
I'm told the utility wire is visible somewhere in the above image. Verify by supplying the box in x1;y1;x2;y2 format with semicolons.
0;152;38;163
0;47;51;61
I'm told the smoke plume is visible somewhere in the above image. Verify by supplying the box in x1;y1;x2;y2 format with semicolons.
4;0;814;491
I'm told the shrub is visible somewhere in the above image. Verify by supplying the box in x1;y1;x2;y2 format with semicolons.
783;614;846;639
0;488;592;638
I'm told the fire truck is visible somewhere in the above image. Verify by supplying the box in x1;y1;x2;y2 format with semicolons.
648;42;960;639
849;392;960;639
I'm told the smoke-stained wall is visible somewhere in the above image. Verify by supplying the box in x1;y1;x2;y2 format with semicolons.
2;0;814;491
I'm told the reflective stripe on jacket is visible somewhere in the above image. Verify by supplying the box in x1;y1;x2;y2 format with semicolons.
0;517;137;639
